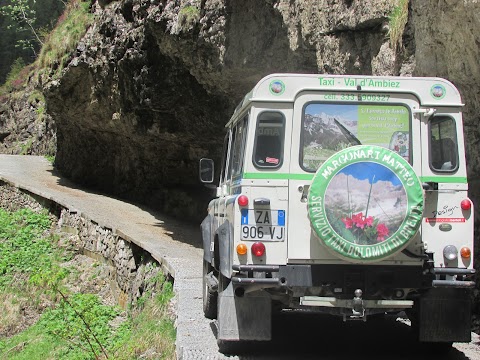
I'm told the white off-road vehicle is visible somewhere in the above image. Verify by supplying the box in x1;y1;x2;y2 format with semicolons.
199;74;475;347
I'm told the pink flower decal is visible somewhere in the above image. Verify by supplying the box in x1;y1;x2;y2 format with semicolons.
376;223;389;242
352;212;366;229
340;212;389;244
365;216;374;227
341;217;353;229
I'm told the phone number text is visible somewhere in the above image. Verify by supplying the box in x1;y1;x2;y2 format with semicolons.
323;93;391;102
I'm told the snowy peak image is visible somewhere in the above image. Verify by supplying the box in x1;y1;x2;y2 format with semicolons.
304;113;358;149
324;163;407;245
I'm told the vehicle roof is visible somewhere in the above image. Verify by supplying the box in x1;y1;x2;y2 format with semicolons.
227;73;463;127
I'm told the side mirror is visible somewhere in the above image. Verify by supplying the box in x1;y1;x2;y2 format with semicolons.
199;158;214;183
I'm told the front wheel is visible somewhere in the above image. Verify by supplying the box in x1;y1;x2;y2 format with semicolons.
203;259;218;319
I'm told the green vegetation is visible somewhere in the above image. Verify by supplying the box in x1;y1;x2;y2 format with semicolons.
37;0;94;79
388;0;409;51
0;0;93;93
44;155;56;164
0;0;65;83
178;5;200;30
112;275;176;359
19;139;33;155
0;58;30;93
0;0;42;56
27;90;44;105
0;208;54;283
0;207;176;360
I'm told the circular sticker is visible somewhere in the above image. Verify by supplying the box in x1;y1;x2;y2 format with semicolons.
431;84;446;99
269;80;285;95
308;145;424;263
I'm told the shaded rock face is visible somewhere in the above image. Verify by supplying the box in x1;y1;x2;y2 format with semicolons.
411;0;480;214
44;0;399;220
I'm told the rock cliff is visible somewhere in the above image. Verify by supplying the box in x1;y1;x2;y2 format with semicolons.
2;0;480;231
42;0;404;218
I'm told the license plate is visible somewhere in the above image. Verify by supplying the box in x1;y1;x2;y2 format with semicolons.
240;209;285;241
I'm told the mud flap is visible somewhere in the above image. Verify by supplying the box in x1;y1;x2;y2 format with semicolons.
418;288;472;342
217;282;272;341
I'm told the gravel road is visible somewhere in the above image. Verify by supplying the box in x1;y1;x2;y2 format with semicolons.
0;155;478;360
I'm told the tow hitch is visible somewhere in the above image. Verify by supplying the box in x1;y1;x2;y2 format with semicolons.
352;289;365;316
345;289;366;321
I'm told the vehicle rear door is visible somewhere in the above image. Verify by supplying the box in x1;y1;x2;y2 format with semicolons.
287;91;422;262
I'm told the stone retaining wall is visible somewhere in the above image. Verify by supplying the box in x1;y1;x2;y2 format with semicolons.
0;181;164;308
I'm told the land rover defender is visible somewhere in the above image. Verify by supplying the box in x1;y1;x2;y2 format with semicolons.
199;74;475;347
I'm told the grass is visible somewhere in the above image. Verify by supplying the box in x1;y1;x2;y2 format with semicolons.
0;58;30;94
388;0;409;51
0;207;176;360
111;277;176;360
37;0;94;79
44;155;56;164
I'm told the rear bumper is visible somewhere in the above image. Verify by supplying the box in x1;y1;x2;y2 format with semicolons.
231;264;476;291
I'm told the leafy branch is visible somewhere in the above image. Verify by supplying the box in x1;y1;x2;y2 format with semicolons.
0;0;43;55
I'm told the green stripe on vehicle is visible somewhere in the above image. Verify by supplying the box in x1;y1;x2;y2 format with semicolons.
419;176;467;184
243;173;467;184
243;173;314;180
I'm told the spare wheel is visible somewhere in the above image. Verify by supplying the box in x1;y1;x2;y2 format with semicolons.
307;145;424;263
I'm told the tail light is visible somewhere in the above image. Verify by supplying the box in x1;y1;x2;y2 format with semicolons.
461;199;471;211
238;195;249;207
251;242;265;257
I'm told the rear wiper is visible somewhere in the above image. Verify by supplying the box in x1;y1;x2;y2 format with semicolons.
334;119;361;145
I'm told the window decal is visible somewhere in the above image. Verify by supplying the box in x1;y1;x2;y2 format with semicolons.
302;103;410;171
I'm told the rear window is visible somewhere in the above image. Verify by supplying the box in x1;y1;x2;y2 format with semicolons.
301;103;411;172
429;116;458;172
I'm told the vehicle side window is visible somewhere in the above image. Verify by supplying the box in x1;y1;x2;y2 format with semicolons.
230;116;248;178
429;116;458;172
226;126;237;181
219;132;230;185
253;112;285;168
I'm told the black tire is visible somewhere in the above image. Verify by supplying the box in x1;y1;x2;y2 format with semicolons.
203;259;217;319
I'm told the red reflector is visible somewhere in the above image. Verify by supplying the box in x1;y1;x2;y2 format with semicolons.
461;199;471;211
238;195;249;207
251;242;265;257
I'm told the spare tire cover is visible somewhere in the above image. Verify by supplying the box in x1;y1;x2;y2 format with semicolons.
308;145;424;263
